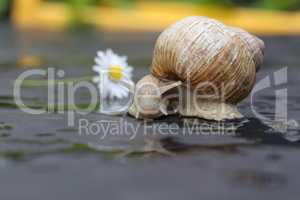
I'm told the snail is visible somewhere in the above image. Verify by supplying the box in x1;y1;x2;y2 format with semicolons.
129;16;265;121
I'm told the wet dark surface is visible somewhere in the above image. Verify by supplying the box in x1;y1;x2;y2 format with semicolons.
0;24;300;199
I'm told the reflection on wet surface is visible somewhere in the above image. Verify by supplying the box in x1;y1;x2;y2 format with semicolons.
230;169;286;189
0;25;300;199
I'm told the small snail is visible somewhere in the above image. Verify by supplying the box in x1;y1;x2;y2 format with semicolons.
129;16;265;121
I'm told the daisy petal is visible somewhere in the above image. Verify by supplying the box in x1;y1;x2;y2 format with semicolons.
93;49;134;99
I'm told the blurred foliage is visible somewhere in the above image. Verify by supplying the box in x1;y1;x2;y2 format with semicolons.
46;0;135;29
66;0;96;30
180;0;300;10
188;0;234;7
46;0;135;7
0;0;8;19
45;0;300;10
255;0;300;11
44;0;300;12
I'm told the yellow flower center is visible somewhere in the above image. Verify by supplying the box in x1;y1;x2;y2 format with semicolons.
108;65;123;80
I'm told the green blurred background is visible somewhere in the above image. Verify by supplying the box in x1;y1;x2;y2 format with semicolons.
44;0;300;11
0;0;300;21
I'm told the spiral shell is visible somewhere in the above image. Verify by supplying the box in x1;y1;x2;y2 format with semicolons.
152;16;264;104
129;16;265;121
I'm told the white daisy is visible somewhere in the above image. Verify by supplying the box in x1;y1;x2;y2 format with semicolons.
93;49;133;99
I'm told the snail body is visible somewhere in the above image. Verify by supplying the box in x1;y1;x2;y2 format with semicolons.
129;16;264;121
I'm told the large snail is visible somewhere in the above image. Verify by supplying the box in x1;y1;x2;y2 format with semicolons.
129;16;265;121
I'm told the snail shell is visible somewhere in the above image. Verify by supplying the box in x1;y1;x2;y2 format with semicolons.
129;16;265;121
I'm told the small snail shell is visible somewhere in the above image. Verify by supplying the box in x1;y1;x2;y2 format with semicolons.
129;16;265;121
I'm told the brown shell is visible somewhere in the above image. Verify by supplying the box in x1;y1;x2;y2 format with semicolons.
151;16;264;104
